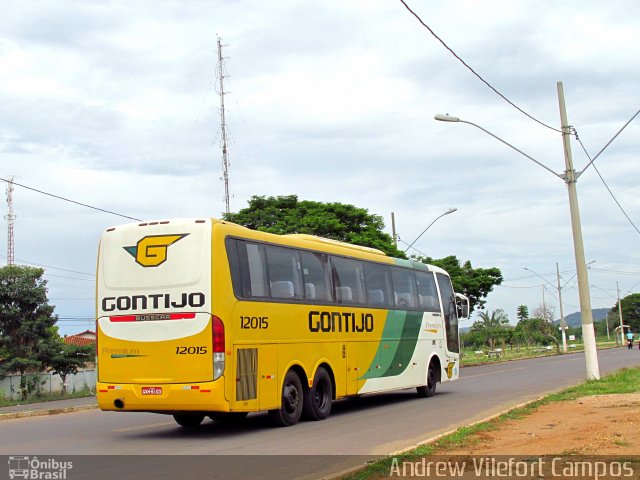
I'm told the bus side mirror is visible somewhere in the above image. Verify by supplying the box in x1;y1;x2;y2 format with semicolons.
455;293;469;319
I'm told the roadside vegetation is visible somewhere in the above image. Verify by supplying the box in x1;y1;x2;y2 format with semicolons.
0;386;95;408
343;367;640;480
460;335;621;366
459;297;638;365
0;265;94;401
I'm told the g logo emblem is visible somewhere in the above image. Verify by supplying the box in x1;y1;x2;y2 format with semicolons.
124;234;189;267
446;362;455;379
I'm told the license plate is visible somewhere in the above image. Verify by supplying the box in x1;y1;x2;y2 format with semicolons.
141;387;162;395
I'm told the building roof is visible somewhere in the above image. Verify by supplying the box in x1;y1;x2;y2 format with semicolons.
63;331;96;346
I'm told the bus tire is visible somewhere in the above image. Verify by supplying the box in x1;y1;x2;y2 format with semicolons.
302;367;333;421
416;362;438;398
209;412;249;424
173;413;205;428
269;370;303;427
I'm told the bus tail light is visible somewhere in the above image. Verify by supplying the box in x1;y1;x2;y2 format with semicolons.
212;315;225;380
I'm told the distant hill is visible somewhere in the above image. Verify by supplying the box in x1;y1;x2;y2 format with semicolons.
461;308;610;332
555;308;610;328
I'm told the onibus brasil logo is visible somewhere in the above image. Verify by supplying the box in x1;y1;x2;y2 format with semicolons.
8;456;72;479
124;234;189;267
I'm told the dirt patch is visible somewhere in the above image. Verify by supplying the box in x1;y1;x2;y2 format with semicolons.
444;393;640;456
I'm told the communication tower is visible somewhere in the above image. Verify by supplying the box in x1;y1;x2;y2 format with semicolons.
217;35;231;215
5;177;16;265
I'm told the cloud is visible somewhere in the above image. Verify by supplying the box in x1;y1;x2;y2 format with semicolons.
0;0;638;333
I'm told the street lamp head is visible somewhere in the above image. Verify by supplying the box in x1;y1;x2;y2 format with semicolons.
403;207;459;253
434;114;460;122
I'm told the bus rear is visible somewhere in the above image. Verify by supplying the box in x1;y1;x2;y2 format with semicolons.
96;219;227;414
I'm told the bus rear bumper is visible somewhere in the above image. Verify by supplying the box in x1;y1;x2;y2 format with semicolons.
96;380;228;413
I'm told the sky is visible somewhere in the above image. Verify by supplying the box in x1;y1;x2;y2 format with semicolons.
1;0;638;336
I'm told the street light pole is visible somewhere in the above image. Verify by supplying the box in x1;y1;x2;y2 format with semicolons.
435;81;600;379
403;208;457;253
617;281;625;345
556;262;568;353
523;261;594;354
557;81;599;379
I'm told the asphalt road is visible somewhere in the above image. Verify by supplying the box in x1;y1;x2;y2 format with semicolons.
2;348;639;479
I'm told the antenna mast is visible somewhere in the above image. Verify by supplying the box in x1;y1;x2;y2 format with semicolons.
217;35;231;215
5;177;16;265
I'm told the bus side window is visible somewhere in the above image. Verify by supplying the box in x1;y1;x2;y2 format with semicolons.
436;272;459;353
245;242;268;297
415;271;440;312
363;261;392;307
330;256;365;305
227;239;268;299
390;267;417;309
265;245;303;300
300;250;331;301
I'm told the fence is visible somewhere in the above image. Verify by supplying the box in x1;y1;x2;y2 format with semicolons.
0;369;96;400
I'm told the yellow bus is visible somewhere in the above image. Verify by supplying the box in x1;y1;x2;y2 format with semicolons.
96;218;468;427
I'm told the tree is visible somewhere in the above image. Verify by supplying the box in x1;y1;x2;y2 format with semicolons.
225;196;503;313
515;317;547;348
412;255;503;314
0;265;60;399
516;305;529;322
610;293;640;332
519;303;561;352
470;308;511;350
223;195;405;257
533;304;555;324
49;342;94;396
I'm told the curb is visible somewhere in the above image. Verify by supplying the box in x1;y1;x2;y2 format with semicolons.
0;404;98;420
327;385;586;480
387;393;550;456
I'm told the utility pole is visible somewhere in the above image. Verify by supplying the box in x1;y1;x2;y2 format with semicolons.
391;212;397;248
617;281;624;345
556;262;567;352
217;35;231;215
5;177;15;265
557;81;599;379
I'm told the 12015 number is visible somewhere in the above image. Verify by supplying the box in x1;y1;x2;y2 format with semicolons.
175;346;207;355
240;316;269;329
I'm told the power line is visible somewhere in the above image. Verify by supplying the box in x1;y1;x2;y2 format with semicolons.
398;0;561;133
498;283;545;289
574;136;640;236
0;177;141;221
0;253;96;281
590;267;640;276
43;272;94;282
4;256;95;277
577;108;640;175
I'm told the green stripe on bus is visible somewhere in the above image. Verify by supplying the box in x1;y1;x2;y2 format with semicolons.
359;310;423;379
381;311;423;377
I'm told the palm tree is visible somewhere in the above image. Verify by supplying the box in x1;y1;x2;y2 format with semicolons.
471;309;510;350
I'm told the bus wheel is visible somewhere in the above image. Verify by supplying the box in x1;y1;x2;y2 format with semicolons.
416;362;438;398
303;367;333;421
173;413;205;428
209;412;248;424
269;370;303;427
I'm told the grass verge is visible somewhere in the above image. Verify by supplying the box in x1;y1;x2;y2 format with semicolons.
0;388;95;408
342;367;640;480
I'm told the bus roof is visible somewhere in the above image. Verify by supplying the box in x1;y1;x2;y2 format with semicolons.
104;218;444;275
